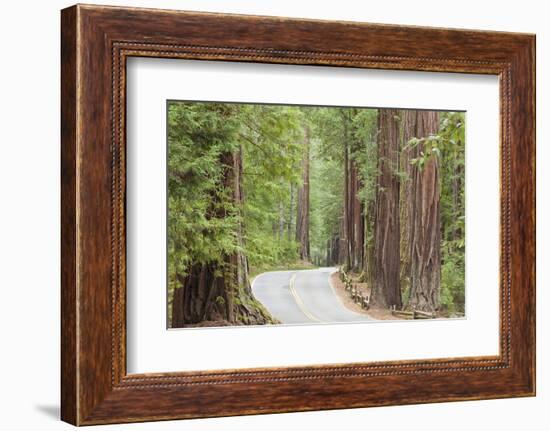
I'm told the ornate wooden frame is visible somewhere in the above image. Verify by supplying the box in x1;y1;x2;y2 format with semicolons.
61;4;535;425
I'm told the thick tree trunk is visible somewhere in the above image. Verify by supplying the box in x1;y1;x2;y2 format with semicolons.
295;125;311;260
408;111;441;312
372;109;402;308
171;147;274;327
171;263;229;326
399;110;417;297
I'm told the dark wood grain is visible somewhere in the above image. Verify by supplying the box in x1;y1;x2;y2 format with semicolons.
61;4;535;425
60;5;78;425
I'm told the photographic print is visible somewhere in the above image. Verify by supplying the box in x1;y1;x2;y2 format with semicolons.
167;101;465;328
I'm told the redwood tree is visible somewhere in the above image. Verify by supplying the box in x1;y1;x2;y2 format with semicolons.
338;110;364;271
171;147;274;327
340;112;351;269
372;109;402;308
399;110;417;295
408;110;441;312
350;161;364;271
295;124;310;260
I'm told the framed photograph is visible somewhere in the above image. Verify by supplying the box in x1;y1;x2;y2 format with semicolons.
61;4;535;425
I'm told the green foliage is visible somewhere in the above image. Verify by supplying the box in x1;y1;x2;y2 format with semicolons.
167;101;307;289
351;109;379;201
308;107;379;264
438;112;466;314
441;251;465;313
240;104;305;269
350;108;379;258
309;151;342;262
308;108;345;263
167;102;242;278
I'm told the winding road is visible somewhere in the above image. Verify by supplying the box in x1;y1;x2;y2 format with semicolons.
252;268;372;324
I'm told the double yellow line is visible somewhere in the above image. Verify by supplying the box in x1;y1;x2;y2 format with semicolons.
288;273;323;323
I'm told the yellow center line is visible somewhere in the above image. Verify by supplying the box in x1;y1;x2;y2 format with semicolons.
288;273;324;323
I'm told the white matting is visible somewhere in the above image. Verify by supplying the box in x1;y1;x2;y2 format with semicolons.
126;57;500;373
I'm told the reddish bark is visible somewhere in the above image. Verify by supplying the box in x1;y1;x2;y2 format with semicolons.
372;109;402;308
341;114;351;270
295;124;311;260
350;162;364;271
399;110;417;295
408;110;441;312
338;111;364;271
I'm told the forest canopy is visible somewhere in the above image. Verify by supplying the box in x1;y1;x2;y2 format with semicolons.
167;101;465;327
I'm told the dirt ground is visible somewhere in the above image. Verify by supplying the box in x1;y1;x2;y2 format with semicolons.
329;271;402;320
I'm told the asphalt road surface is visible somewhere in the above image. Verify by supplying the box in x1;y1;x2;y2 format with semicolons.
252;268;372;324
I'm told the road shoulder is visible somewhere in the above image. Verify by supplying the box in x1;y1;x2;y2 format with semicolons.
328;271;374;318
329;271;407;321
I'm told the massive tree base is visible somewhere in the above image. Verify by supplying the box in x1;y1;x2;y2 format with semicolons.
171;262;276;328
